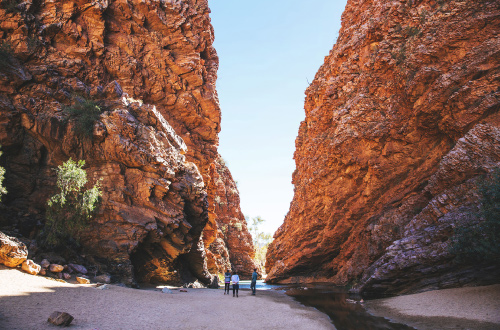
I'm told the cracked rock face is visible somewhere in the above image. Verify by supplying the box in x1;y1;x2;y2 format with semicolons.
0;0;253;285
266;0;500;294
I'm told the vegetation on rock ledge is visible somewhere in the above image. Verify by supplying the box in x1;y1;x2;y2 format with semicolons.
64;96;103;138
42;159;101;247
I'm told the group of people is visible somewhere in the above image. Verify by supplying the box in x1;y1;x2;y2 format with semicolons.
223;268;259;297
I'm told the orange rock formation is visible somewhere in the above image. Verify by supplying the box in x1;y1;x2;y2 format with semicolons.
0;0;255;285
204;157;256;278
266;0;500;294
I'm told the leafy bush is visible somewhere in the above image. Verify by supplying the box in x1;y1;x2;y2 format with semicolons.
0;146;6;201
450;170;500;263
64;96;103;138
42;159;101;246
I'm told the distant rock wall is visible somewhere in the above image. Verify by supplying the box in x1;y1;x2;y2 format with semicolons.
0;0;254;285
203;157;257;279
266;0;500;295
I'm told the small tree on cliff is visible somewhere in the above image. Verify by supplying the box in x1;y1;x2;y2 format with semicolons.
0;146;6;201
42;158;102;246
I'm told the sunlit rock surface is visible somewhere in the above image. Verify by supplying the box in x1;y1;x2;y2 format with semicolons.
0;0;254;285
266;0;500;294
204;158;257;279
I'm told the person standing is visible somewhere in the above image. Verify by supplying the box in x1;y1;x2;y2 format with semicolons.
250;268;258;295
231;270;240;297
224;269;231;295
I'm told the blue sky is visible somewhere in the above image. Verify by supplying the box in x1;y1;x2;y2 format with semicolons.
209;0;348;235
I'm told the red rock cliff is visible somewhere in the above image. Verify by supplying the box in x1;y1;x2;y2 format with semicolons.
266;0;500;294
203;157;257;279
0;0;254;286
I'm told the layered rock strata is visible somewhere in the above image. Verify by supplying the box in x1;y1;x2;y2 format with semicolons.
266;0;500;295
0;0;254;285
203;157;257;278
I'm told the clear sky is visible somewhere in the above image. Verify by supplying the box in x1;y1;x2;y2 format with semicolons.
209;0;348;235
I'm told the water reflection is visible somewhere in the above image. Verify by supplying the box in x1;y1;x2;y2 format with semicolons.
238;280;283;290
284;285;416;330
239;281;415;330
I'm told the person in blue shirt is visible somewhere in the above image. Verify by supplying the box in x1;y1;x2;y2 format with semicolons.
250;268;258;295
224;269;231;295
231;271;240;297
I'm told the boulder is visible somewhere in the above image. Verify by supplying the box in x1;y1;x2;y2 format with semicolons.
94;274;111;284
95;284;108;290
47;311;74;326
49;264;64;273
62;273;71;280
21;259;41;275
0;231;28;268
186;281;204;289
76;276;90;284
40;259;50;269
68;263;87;274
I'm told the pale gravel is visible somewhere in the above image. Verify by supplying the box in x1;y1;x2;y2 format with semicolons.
0;266;335;330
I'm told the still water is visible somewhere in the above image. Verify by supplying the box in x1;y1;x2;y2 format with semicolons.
239;281;415;330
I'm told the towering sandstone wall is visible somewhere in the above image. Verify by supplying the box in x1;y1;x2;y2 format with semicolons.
266;0;500;294
0;0;255;285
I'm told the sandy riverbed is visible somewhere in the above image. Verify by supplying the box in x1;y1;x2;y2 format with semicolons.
0;266;334;330
366;284;500;330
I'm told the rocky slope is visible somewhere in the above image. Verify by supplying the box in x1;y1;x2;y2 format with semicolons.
266;0;500;295
0;0;255;286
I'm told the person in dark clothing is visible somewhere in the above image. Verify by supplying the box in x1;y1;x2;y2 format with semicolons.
224;269;231;295
250;268;258;295
231;271;240;297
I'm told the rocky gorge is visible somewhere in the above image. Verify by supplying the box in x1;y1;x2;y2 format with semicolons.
0;0;256;286
266;0;500;295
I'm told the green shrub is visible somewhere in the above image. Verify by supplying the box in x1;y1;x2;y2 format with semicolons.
450;170;500;263
64;96;103;138
42;158;101;246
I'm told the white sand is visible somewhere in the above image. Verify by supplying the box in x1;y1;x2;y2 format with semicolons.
0;266;335;330
366;284;500;330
